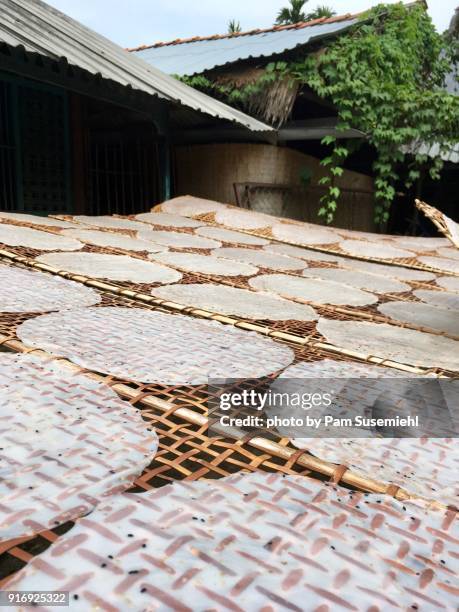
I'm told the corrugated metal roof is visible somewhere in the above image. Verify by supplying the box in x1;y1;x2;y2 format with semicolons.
403;142;459;164
0;0;273;132
133;17;359;77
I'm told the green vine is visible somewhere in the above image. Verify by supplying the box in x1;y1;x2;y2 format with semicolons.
178;2;459;224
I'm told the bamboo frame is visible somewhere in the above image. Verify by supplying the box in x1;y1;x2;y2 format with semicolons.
0;333;449;508
152;203;459;277
415;199;459;249
0;247;445;376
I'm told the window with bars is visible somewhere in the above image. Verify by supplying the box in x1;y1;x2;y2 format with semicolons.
0;80;17;211
0;74;71;215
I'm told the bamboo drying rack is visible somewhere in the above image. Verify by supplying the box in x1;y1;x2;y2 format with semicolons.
150;203;459;277
0;225;458;582
415;199;459;249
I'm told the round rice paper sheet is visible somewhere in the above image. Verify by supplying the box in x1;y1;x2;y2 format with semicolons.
151;283;318;321
294;437;458;508
134;212;204;228
418;256;459;274
0;212;78;229
196;226;269;245
276;361;458;505
214;207;274;230
302;267;410;294
211;247;306;271
0;353;158;541
35;252;182;284
414;289;459;311
0;265;101;312
436;276;459;292
0;224;82;251
249;274;378;306
17;307;294;385
317;318;459;371
7;471;458;611
61;229;167;253
73;216;146;232
271;222;339;246
340;259;436;282
336;229;391;242
160;195;228;216
264;243;343;262
436;247;459;261
390;236;448;251
138;229;221;249
339;239;413;260
267;359;413;439
378;301;459;336
148;251;257;276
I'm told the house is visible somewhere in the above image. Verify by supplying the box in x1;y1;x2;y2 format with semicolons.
131;1;458;233
0;0;272;217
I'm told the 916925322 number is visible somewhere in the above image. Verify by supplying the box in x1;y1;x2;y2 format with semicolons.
0;591;69;607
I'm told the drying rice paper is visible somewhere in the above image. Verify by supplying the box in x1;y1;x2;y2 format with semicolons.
73;216;146;232
0;353;158;540
378;301;459;336
35;252;182;284
418;256;459;274
271;222;339;246
249;274;378;306
0;212;78;229
148;252;258;276
302;267;410;294
211;247;306;271
436;276;459;292
61;229;167;253
387;236;448;251
17;307;294;385
339;239;413;260
7;471;458;611
0;224;82;251
151;283;318;321
159;195;228;216
274;361;458;505
196;226;269;245
137;229;221;249
339;259;436;282
414;289;459;311
436;248;459;261
264;243;343;262
317;318;459;371
0;265;101;312
135;212;204;228
214;207;273;230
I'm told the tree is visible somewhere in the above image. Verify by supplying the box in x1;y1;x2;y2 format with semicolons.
228;19;242;34
306;6;336;21
275;0;309;25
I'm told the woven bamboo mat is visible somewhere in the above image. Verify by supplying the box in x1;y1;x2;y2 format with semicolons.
1;230;457;346
150;204;458;277
0;326;452;584
0;216;454;337
1;256;457;583
416;199;459;249
2;248;456;374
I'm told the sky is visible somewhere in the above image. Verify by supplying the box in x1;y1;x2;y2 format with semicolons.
47;1;457;48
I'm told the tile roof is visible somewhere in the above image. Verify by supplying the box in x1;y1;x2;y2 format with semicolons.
127;12;359;52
